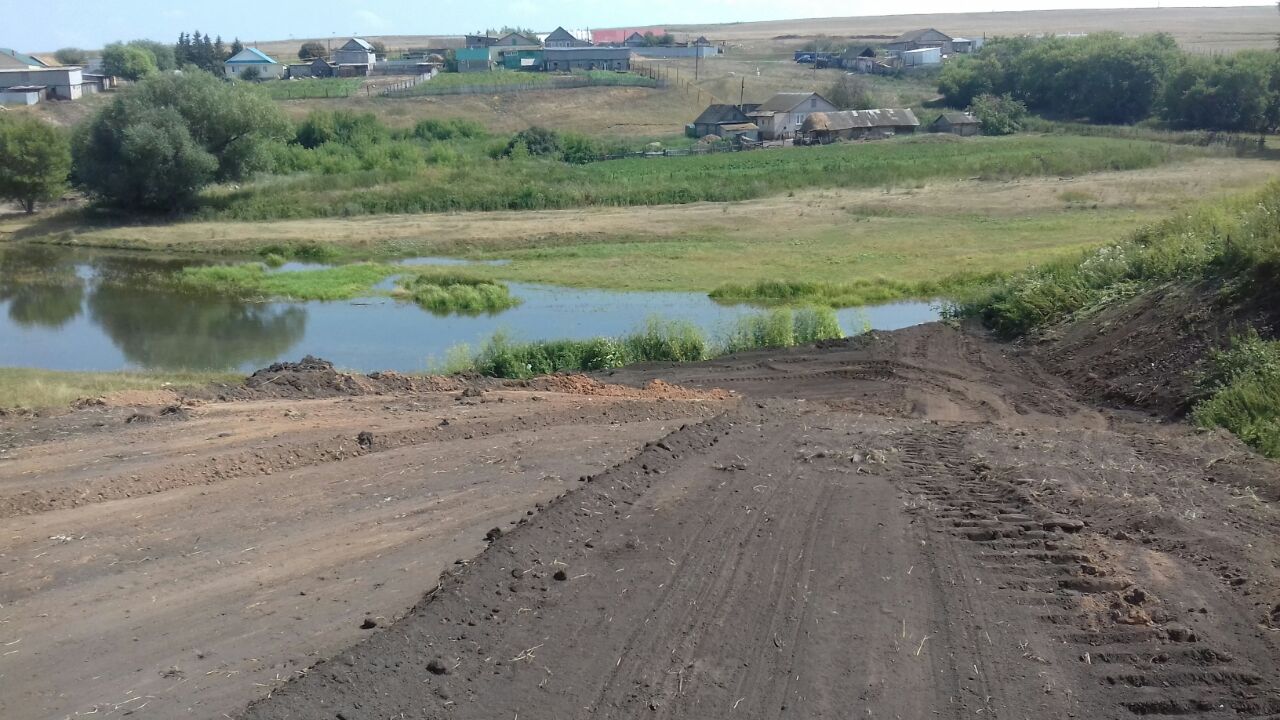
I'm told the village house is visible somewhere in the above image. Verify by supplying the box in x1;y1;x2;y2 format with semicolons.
543;26;591;48
747;92;838;140
929;111;982;136
0;48;47;69
288;57;336;79
886;28;954;56
224;48;285;80
494;32;541;47
465;34;498;49
690;104;752;137
798;108;920;144
623;32;648;47
455;47;493;72
333;38;377;75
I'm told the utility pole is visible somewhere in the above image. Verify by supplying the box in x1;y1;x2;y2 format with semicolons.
739;76;744;107
695;47;700;81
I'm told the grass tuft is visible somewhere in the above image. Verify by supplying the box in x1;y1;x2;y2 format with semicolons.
1191;331;1280;458
0;368;238;411
395;272;520;314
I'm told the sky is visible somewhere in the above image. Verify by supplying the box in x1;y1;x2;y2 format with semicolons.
10;0;1273;51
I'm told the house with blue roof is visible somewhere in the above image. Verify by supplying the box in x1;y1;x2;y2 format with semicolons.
224;47;285;80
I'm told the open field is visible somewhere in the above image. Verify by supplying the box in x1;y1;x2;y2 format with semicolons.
0;368;237;411
672;6;1279;54
11;157;1274;294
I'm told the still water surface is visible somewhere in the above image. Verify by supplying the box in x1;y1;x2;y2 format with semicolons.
0;246;942;373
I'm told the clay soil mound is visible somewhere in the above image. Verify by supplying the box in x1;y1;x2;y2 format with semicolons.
1032;279;1279;418
519;374;733;401
206;356;465;401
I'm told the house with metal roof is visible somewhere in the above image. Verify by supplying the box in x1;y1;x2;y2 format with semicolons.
334;38;377;74
223;47;285;80
544;26;591;48
886;28;954;56
494;32;541;47
746;92;838;140
929;111;982;136
798;108;920;144
0;48;47;70
543;46;630;72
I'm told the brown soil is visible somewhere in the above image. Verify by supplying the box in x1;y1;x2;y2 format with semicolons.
6;321;1280;720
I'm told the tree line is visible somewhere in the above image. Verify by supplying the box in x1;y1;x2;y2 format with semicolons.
63;30;245;81
938;33;1280;134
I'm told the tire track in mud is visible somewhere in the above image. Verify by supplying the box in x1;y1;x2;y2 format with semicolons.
894;423;1280;719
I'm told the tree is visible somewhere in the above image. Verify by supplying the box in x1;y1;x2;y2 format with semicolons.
299;41;326;60
73;72;290;211
54;47;87;65
102;43;157;80
0;116;72;213
127;39;175;71
826;74;875;109
239;66;262;81
1160;51;1280;136
230;38;244;56
969;93;1028;136
370;40;388;56
503;127;561;158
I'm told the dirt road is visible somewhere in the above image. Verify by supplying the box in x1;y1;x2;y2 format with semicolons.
241;325;1280;719
5;326;1280;719
0;373;726;719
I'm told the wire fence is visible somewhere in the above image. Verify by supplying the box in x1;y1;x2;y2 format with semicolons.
384;72;659;98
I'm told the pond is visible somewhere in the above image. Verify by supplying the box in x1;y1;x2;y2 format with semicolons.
0;245;943;373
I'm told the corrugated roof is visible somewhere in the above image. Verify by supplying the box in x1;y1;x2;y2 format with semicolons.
890;28;952;44
802;108;920;132
0;48;45;67
693;104;750;126
720;122;758;131
755;92;831;113
227;47;279;64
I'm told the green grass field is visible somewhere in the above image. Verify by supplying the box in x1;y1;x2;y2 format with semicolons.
393;70;656;97
0;368;238;411
199;135;1189;221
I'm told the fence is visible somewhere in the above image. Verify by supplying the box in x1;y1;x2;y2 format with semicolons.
383;72;659;98
379;70;439;96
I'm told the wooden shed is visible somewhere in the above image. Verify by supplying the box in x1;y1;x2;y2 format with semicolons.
799;108;920;144
929;112;982;136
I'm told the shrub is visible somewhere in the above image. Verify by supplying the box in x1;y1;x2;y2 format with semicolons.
504;126;561;158
970;93;1027;136
412;118;486;141
296;110;389;149
299;41;326;60
239;66;262;81
719;306;843;354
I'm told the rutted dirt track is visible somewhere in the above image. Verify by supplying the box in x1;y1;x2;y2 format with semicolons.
4;325;1280;720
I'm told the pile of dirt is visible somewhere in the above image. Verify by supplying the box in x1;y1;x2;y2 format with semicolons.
1032;280;1279;418
517;374;733;401
204;356;465;401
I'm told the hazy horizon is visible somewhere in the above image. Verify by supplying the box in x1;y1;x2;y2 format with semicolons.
9;1;1273;52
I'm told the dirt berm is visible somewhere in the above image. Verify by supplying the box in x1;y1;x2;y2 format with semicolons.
235;319;1280;720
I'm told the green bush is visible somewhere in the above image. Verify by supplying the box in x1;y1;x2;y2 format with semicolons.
0;115;72;213
504;126;561;158
396;272;520;314
1191;331;1280;457
413;118;486;141
969;93;1027;136
620;318;709;363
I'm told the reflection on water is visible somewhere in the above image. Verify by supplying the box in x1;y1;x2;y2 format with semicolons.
0;245;943;373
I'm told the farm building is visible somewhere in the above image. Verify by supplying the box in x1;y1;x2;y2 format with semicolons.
502;49;544;71
333;38;377;75
623;32;648;47
716;123;760;143
224;48;285;80
690;104;753;137
798;108;920;144
0;66;91;99
900;47;942;67
543;47;631;72
455;48;493;72
465;34;498;49
746;92;838;140
544;26;591;48
886;28;954;56
929;112;982;136
0;85;43;105
288;58;335;79
952;37;985;53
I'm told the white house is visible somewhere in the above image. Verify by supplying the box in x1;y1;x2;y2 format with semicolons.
224;47;285;80
746;92;839;140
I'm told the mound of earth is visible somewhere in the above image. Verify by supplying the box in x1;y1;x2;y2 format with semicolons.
204;356;465;400
520;374;733;401
1032;280;1280;418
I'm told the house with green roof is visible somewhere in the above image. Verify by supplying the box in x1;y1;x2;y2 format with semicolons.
223;47;285;80
0;49;47;70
